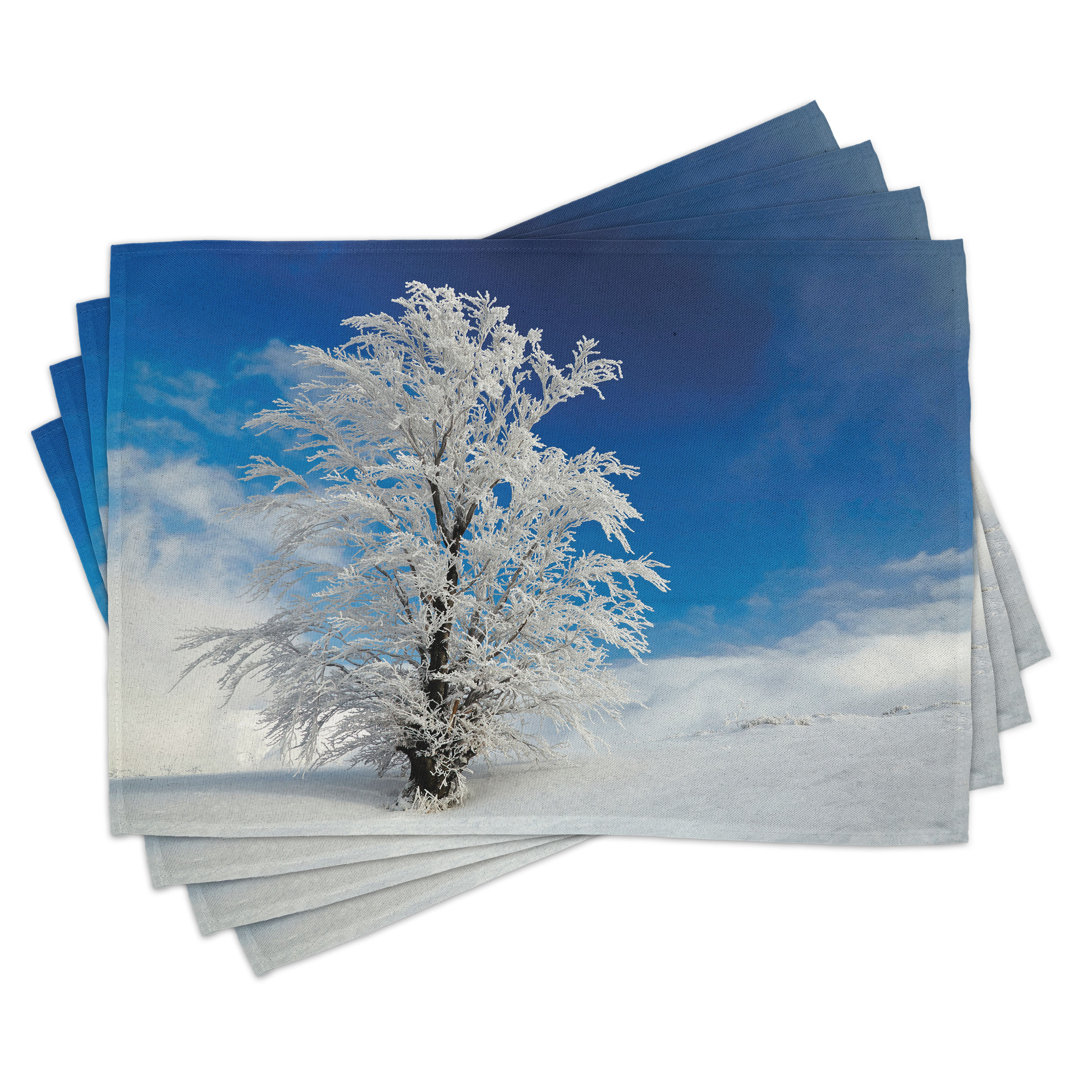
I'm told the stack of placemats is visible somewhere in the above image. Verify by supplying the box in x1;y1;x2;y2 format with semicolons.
32;102;1047;974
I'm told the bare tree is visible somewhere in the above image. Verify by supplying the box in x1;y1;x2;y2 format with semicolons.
181;282;667;808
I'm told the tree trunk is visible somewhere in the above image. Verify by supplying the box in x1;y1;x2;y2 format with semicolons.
400;745;472;807
402;505;469;808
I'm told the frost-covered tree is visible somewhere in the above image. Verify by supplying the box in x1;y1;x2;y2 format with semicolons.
181;282;667;809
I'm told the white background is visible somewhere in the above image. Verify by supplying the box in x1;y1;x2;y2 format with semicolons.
2;2;1076;1077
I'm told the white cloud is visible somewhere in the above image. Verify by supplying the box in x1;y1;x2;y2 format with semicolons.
637;550;972;738
112;447;268;584
132;362;243;435
832;593;970;636
796;580;889;606
656;604;722;642
914;572;975;601
234;339;304;390
654;549;973;657
128;416;203;447
110;449;280;776
882;548;972;575
610;620;967;746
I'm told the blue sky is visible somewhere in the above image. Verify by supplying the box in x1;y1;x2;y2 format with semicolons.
116;239;970;656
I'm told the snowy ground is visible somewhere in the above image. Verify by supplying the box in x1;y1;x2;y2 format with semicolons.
113;702;971;844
